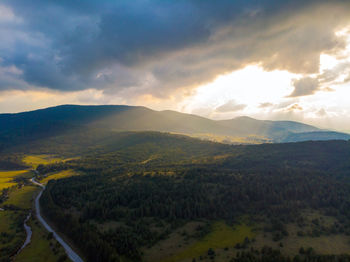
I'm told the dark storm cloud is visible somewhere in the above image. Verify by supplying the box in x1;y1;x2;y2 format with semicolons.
0;0;350;95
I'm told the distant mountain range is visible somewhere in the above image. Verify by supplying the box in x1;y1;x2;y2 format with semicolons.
0;105;349;150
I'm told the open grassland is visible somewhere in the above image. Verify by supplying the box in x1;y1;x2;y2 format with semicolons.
0;210;22;234
2;186;39;209
23;155;64;169
189;133;271;144
251;211;350;256
40;169;77;185
253;229;350;256
148;214;350;262
0;170;34;260
15;215;68;262
0;211;26;260
0;170;31;191
159;221;254;262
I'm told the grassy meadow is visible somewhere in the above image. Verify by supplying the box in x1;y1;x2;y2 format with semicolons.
0;170;33;259
169;222;253;261
0;155;72;261
144;221;254;262
40;169;77;185
0;211;26;260
2;185;39;209
23;155;64;169
15;216;68;262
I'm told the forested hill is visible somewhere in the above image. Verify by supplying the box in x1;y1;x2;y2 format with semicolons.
0;105;349;151
39;138;350;262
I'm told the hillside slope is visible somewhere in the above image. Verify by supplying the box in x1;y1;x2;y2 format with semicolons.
0;105;349;151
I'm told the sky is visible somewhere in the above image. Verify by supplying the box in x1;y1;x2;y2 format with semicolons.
0;1;350;131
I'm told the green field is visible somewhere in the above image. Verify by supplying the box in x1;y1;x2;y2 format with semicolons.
15;216;68;262
2;186;39;209
23;155;64;169
0;170;33;260
0;211;26;260
0;158;79;260
40;170;78;185
251;211;350;256
161;221;254;262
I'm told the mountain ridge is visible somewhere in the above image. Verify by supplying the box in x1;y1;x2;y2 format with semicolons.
0;104;349;149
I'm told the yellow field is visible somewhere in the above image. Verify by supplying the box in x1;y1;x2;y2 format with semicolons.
23;155;64;169
162;221;254;262
0;170;29;178
16;216;68;262
0;179;16;191
2;186;39;209
0;170;30;191
40;170;77;185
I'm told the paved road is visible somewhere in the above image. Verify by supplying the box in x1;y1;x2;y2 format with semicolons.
31;178;84;262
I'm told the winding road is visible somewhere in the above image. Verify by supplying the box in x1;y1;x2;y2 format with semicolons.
31;178;84;262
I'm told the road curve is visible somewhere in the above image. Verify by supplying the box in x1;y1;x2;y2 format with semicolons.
31;178;84;262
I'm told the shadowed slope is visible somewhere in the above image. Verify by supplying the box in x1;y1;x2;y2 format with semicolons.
0;105;349;152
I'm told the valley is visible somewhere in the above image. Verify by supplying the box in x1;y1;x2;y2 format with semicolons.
2;0;350;261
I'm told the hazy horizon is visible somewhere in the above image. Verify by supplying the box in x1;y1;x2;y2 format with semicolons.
2;103;350;134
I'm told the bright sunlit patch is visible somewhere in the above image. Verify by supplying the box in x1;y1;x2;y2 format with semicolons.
181;65;300;118
320;27;350;72
180;25;350;131
320;54;339;71
335;26;350;37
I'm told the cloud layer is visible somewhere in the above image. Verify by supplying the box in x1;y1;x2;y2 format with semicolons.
0;0;349;99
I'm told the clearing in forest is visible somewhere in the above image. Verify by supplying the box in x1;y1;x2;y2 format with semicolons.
40;169;78;185
23;155;64;169
161;221;254;262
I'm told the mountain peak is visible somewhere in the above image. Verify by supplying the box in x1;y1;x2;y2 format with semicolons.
1;105;349;147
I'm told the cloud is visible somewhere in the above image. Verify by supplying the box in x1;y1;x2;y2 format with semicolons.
345;73;350;83
0;5;20;23
322;87;335;92
288;77;319;97
0;0;349;100
215;100;247;112
288;103;303;111
318;62;350;84
259;102;274;108
316;108;327;117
